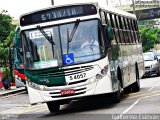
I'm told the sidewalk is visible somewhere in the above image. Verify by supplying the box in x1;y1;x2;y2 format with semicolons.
0;86;25;97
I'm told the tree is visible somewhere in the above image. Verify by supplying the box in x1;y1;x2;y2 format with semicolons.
140;27;160;52
0;10;16;67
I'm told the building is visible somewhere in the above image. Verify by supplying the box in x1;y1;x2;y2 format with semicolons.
115;0;160;11
12;20;19;25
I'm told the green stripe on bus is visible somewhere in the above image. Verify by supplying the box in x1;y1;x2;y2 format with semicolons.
25;68;66;86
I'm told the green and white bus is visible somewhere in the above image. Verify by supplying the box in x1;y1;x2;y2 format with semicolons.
19;2;144;113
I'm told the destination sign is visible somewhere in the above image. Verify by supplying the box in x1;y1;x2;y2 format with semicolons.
20;4;97;26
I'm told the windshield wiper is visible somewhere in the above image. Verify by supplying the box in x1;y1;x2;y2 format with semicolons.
67;19;80;54
37;25;55;57
68;19;80;42
37;25;55;45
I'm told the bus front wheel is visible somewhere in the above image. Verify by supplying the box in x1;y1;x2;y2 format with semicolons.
47;101;60;113
112;80;122;103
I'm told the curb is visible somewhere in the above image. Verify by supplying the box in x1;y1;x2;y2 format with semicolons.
0;87;25;98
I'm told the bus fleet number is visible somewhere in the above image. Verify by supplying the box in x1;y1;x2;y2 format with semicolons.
70;73;86;80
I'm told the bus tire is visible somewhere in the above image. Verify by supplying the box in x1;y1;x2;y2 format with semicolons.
47;101;60;113
124;86;132;93
112;80;122;103
131;66;140;92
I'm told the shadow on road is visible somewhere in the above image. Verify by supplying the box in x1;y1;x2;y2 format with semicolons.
141;74;159;79
43;94;117;116
18;94;119;120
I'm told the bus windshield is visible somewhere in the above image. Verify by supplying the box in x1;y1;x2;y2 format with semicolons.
23;19;105;69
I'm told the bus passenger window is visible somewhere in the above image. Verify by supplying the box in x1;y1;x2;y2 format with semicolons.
118;16;125;43
115;15;122;43
100;11;106;25
127;19;134;43
109;13;118;44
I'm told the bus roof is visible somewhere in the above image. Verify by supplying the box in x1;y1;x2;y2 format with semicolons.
53;0;136;19
103;6;136;19
20;2;136;23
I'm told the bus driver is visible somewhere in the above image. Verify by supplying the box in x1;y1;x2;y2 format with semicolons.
81;35;99;48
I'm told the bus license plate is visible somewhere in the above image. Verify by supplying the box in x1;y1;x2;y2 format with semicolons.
61;89;75;95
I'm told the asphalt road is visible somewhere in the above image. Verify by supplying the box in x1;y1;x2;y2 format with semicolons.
0;76;160;120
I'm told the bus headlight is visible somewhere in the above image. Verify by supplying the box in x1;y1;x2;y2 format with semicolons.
28;80;45;91
96;74;102;80
89;76;96;83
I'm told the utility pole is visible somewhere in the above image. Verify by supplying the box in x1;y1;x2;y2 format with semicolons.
119;0;121;6
132;0;136;15
106;0;108;5
51;0;54;5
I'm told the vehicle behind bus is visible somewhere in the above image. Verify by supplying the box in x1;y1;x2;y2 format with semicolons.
9;27;27;89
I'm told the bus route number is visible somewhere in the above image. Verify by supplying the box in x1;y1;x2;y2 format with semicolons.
70;73;86;80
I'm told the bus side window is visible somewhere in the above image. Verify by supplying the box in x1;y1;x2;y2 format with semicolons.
127;18;134;44
131;20;138;43
130;19;136;44
123;18;131;43
109;13;118;45
134;20;141;43
106;13;111;26
114;15;121;44
118;16;125;44
122;17;128;43
100;11;106;25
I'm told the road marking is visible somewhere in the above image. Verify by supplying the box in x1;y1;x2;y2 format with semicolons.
124;90;160;99
142;93;160;99
122;98;141;114
148;81;160;91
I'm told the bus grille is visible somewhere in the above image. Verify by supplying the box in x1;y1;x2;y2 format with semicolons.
46;79;87;87
38;65;93;77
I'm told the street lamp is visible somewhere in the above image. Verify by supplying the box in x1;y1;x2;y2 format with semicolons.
51;0;54;5
132;0;136;15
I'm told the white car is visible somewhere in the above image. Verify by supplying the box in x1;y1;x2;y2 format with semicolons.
143;52;160;77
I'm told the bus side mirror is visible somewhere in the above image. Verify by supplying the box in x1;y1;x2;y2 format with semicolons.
107;27;114;41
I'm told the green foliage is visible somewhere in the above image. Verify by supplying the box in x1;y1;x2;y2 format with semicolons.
0;10;16;67
140;27;160;52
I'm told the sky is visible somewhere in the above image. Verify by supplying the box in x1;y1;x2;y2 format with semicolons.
0;0;134;20
0;0;51;19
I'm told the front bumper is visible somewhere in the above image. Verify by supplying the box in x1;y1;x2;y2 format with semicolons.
27;75;114;104
144;67;159;76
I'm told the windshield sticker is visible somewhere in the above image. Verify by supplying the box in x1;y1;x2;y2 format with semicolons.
34;60;58;69
63;53;74;65
29;29;53;40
